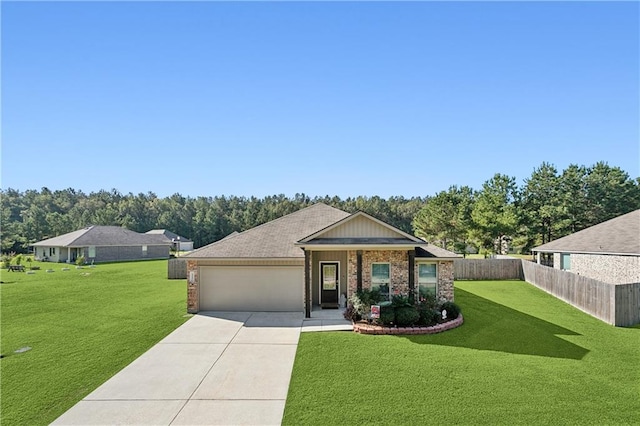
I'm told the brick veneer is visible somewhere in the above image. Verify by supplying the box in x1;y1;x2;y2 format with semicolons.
553;252;640;285
436;261;455;302
353;314;464;335
348;250;455;302
187;260;198;313
347;250;409;296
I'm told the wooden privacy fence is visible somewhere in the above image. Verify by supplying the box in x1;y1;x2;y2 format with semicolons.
454;258;523;280
168;258;187;279
521;260;640;327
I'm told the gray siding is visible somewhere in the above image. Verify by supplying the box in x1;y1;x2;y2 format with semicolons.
320;215;400;238
311;251;348;306
89;245;169;263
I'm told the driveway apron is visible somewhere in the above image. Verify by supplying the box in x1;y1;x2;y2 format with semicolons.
52;312;303;426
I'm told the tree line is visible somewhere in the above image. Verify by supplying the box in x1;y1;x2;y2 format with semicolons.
412;162;640;253
0;191;424;253
2;161;638;255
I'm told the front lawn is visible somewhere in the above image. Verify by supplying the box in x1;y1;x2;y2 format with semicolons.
0;260;188;425
284;280;640;425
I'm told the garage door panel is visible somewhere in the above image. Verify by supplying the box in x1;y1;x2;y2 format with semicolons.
200;266;303;312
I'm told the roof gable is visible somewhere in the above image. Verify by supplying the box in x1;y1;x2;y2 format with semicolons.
299;212;423;243
533;209;640;255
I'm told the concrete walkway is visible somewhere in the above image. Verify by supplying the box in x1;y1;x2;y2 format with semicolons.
52;312;304;426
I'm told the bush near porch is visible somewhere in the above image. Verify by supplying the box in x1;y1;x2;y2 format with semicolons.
284;280;640;425
344;289;461;327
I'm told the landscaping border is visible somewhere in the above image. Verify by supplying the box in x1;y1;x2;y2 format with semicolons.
353;314;464;335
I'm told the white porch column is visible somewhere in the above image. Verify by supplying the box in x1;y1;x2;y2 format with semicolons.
67;247;71;263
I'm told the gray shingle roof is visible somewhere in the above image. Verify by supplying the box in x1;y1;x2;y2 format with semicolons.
32;226;170;247
416;245;463;258
145;229;193;243
533;210;640;255
185;203;462;259
184;203;350;259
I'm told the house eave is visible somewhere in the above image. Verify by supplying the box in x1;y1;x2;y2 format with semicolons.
416;257;461;261
294;243;429;251
532;248;640;257
183;256;304;262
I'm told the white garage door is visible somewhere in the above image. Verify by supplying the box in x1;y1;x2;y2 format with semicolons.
199;266;304;311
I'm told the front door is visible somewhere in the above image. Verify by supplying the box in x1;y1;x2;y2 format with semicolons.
320;262;339;307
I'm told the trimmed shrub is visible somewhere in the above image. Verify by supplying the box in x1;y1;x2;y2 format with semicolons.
378;302;395;326
357;288;384;307
391;295;411;308
379;309;395;326
76;256;85;266
440;301;461;320
417;305;440;326
395;305;419;327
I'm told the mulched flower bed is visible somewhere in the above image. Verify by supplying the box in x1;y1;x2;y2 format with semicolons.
353;314;464;335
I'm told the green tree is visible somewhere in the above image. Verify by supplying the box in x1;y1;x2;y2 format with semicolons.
412;186;474;251
471;174;518;253
520;162;563;250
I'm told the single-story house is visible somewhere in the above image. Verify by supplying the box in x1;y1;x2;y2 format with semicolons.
32;226;171;263
183;203;460;317
532;209;640;285
145;229;194;251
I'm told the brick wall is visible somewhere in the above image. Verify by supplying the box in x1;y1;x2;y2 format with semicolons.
437;261;455;302
187;260;199;313
564;253;639;285
347;250;409;296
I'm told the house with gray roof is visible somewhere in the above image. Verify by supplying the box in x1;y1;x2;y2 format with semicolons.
532;209;640;285
145;229;194;251
32;226;171;264
183;203;460;317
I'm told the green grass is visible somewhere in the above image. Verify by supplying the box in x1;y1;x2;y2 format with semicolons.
283;280;640;425
0;260;188;425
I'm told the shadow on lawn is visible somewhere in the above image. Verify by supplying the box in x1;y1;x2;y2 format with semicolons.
402;289;589;360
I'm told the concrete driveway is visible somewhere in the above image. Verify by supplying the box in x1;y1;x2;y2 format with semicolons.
52;312;303;426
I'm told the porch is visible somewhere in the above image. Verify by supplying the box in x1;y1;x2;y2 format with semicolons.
301;306;352;332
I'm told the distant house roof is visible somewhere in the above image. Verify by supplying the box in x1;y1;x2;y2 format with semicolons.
145;229;192;243
184;203;460;260
532;210;640;256
32;226;170;247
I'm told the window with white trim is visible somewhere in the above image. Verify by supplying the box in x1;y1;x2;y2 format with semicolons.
371;263;390;300
560;253;571;271
142;245;148;256
418;263;437;301
88;246;96;258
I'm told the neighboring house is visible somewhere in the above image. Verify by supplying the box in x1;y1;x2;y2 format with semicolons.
183;203;460;317
145;229;194;251
32;226;171;263
532;210;640;285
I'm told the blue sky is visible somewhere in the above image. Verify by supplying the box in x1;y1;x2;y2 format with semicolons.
2;1;638;199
